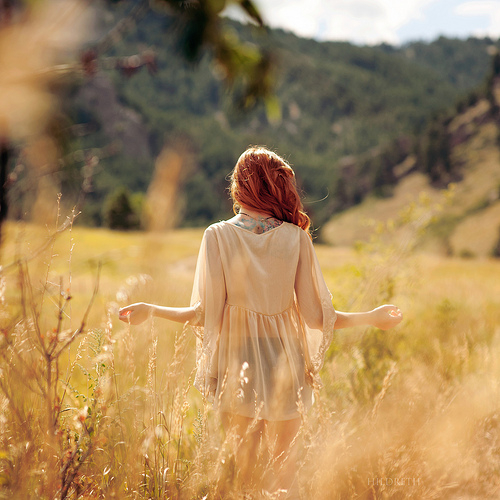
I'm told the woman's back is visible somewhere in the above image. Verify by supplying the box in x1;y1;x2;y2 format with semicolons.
213;220;300;316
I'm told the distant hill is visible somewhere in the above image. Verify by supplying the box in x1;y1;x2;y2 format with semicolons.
41;4;500;229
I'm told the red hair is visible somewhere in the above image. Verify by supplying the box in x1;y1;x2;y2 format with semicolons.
229;147;311;234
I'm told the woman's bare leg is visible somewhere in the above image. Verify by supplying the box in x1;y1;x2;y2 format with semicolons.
221;412;301;495
221;412;265;487
265;417;301;496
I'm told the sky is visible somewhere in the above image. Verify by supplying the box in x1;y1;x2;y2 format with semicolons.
228;0;500;46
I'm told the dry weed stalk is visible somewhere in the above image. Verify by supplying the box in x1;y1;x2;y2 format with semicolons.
0;255;101;498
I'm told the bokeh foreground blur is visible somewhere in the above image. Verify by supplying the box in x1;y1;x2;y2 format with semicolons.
0;0;91;140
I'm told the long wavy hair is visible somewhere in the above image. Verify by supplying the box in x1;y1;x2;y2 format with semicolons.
229;146;311;234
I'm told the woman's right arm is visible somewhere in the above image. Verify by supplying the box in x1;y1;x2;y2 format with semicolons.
119;303;197;325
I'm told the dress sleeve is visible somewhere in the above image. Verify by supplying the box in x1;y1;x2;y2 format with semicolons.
294;230;337;381
189;226;226;402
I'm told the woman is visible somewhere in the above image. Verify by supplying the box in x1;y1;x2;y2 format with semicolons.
119;146;402;496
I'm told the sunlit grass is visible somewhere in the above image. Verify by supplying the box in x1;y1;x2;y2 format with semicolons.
1;219;500;498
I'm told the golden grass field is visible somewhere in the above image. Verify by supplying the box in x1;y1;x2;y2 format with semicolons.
1;217;500;499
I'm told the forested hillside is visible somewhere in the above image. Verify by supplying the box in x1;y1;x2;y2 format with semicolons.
25;2;500;229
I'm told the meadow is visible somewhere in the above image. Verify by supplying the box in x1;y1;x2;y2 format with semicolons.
0;213;499;499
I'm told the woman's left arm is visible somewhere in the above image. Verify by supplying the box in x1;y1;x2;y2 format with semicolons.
334;305;402;330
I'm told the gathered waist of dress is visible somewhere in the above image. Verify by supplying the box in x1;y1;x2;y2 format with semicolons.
224;302;295;318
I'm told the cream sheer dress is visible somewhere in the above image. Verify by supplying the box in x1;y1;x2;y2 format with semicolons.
190;220;336;421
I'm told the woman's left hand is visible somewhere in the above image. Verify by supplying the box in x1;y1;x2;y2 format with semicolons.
370;305;403;330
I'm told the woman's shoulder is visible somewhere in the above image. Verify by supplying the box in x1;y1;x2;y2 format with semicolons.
279;221;310;240
204;219;305;238
203;220;226;233
279;221;303;236
202;220;234;242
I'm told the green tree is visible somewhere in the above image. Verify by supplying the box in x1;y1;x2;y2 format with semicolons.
419;114;453;183
103;186;140;230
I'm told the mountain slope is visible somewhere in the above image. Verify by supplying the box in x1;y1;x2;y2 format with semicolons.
322;95;500;257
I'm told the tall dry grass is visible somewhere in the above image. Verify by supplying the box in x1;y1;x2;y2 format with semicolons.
0;195;500;499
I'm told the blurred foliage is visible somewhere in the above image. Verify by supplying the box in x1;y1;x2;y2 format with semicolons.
104;0;272;111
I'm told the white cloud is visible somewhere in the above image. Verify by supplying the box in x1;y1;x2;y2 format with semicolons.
248;0;437;45
455;0;500;13
455;1;500;38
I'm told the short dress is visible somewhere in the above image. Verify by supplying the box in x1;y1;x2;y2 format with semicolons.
189;220;336;421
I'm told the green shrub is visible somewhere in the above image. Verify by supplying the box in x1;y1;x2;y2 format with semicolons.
102;186;141;230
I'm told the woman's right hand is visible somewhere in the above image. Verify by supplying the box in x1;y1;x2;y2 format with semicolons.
119;302;153;325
